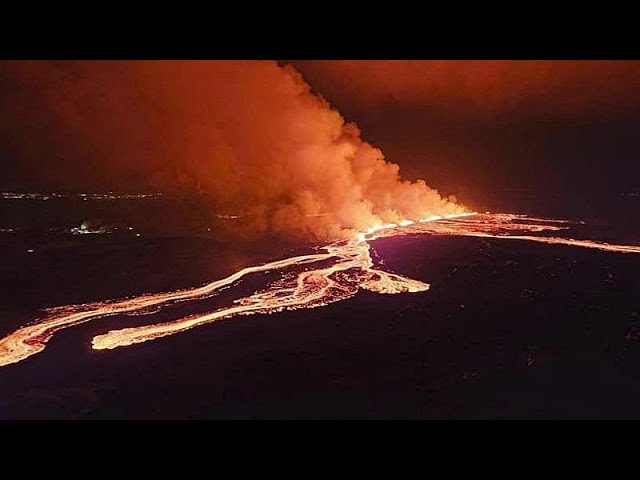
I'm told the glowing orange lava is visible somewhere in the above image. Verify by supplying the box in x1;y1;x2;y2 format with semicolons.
396;214;640;254
0;212;638;368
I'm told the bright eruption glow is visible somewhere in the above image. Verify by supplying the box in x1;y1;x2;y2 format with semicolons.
0;212;639;368
0;61;468;241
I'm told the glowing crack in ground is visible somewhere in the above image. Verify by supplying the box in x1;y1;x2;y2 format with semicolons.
1;212;639;368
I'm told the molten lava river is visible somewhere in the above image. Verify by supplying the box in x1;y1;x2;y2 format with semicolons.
1;212;639;368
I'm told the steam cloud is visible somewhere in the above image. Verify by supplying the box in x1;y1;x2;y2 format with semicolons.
0;60;464;239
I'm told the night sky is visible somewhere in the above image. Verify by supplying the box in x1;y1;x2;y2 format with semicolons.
291;60;640;202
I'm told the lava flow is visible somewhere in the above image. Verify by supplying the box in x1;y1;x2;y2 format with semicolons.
1;212;639;368
378;213;640;254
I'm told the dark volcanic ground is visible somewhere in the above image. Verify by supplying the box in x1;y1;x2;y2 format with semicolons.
0;192;639;419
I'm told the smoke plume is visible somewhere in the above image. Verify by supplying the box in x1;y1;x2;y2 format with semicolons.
0;60;464;239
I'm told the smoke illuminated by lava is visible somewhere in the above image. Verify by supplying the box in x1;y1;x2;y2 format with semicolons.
0;60;464;240
1;212;639;368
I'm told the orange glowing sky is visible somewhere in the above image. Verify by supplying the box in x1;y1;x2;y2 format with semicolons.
289;60;640;201
292;60;640;118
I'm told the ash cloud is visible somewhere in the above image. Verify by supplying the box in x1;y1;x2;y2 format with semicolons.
0;60;463;239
